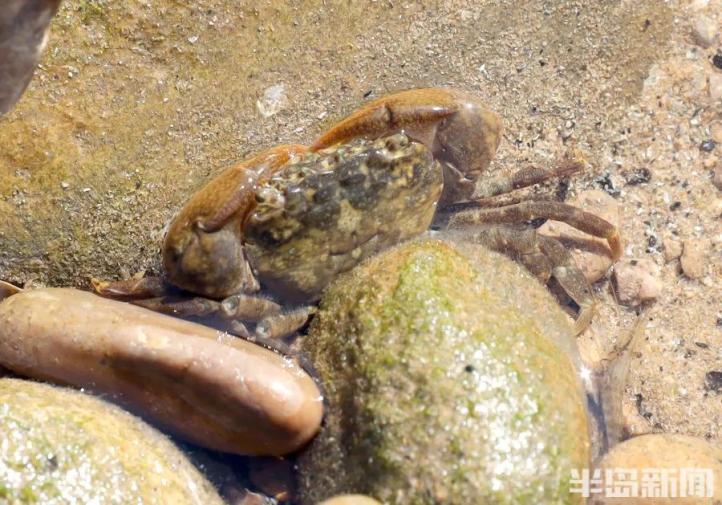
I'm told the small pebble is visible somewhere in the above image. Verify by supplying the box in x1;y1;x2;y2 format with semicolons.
710;73;722;101
680;240;707;279
60;181;69;189
713;164;722;190
691;15;717;48
594;172;620;197
710;122;722;143
624;167;652;185
663;237;683;262
706;371;722;392
256;84;288;118
613;259;661;306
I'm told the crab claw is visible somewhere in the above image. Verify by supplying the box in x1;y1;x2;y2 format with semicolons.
163;144;307;299
311;87;503;204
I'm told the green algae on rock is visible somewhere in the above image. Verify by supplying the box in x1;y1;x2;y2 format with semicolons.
0;378;224;505
297;238;591;505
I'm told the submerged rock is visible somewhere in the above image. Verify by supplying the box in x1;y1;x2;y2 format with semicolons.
298;239;591;504
0;378;224;504
592;434;722;504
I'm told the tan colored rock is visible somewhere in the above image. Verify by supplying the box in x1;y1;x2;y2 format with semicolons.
691;16;718;47
539;189;621;282
710;73;722;102
319;496;383;505
663;237;683;261
711;122;722;143
591;434;722;504
713;164;722;191
680;240;708;279
703;155;719;169
614;259;661;305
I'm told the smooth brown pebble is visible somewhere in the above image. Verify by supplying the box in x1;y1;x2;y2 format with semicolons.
591;434;722;504
318;496;382;505
680;240;708;279
614;259;661;305
0;288;323;456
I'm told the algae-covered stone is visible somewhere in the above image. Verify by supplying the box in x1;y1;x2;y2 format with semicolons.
298;238;591;504
0;378;223;504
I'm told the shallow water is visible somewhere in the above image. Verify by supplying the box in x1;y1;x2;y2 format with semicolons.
0;0;673;288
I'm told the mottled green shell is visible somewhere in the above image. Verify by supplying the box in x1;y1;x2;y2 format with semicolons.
0;378;223;505
298;239;590;505
244;135;442;302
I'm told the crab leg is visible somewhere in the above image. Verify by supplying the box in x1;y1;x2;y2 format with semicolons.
474;150;585;199
132;296;221;317
220;294;282;321
92;276;168;299
449;201;622;261
538;236;597;335
460;226;596;334
256;307;315;341
464;226;555;280
94;278;309;341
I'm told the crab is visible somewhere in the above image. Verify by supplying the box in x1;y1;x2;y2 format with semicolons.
94;87;621;339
